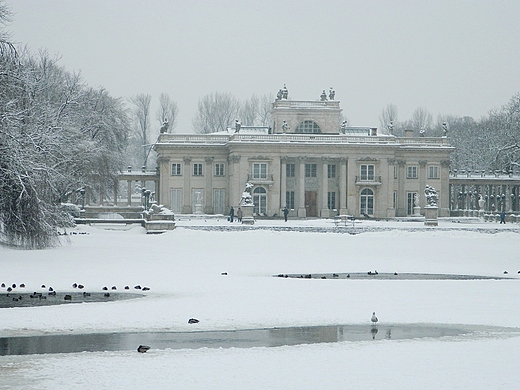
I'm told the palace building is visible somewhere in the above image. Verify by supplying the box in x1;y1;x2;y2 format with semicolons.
153;90;453;219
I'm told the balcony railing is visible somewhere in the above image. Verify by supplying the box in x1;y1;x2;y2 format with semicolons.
247;174;274;185
355;176;382;185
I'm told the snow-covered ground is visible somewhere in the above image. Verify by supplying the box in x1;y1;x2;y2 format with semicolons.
1;217;520;389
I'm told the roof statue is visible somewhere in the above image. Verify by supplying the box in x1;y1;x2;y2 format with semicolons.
442;121;449;136
320;90;328;101
281;120;290;133
388;120;394;135
282;84;289;99
235;119;241;133
328;87;335;100
159;118;169;133
340;120;348;134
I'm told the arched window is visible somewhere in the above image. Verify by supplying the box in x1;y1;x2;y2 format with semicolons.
295;120;321;134
253;187;267;215
360;188;374;216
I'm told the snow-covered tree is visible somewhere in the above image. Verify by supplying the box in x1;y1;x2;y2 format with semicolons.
488;93;520;172
0;4;129;248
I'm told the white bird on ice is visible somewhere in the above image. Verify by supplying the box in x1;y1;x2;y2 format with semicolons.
371;312;378;325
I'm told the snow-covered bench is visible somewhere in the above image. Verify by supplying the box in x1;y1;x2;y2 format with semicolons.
333;215;355;227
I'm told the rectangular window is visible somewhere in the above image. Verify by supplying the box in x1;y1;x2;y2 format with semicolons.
393;191;397;209
360;164;375;180
214;163;225;177
327;191;336;210
305;163;317;177
171;163;181;176
253;163;267;179
394;166;397;179
327;164;336;178
407;166;418;179
285;191;295;209
286;163;295;177
193;163;203;176
428;166;439;179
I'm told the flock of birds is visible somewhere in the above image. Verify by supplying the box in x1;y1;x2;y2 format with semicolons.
1;282;151;301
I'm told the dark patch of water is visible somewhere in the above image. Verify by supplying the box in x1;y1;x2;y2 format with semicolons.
0;324;497;356
0;292;144;309
276;272;512;280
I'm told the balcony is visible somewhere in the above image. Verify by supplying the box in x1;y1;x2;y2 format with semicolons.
355;175;381;186
247;173;274;186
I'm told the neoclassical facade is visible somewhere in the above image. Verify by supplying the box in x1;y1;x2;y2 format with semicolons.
153;95;453;218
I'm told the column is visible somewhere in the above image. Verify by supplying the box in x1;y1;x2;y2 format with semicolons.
127;180;132;206
298;156;306;217
113;180;118;206
228;155;241;209
339;158;348;215
205;157;214;214
182;157;192;213
506;185;514;213
321;159;329;217
419;160;427;210
397;160;406;217
280;157;287;210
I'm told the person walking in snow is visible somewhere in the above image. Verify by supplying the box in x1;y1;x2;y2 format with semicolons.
283;207;289;222
229;206;234;222
500;211;506;224
237;207;243;222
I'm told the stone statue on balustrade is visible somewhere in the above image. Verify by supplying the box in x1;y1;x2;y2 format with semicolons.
328;87;335;100
340;120;348;134
160;118;169;133
282;84;289;99
320;90;328;101
442;122;449;136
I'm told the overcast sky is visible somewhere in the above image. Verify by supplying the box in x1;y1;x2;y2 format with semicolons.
6;0;520;133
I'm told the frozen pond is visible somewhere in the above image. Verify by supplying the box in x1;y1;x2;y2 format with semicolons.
1;324;516;356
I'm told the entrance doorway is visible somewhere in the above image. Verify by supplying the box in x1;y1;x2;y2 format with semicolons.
305;191;317;217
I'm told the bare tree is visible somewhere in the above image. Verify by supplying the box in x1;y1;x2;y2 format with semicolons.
130;94;152;167
155;93;178;132
379;104;399;135
410;107;433;136
239;94;260;126
257;94;273;127
192;92;240;134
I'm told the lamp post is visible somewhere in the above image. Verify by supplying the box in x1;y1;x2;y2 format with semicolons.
79;188;86;210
